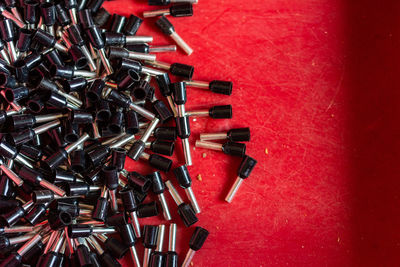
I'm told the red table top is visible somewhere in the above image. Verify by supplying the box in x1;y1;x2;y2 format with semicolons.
103;0;400;266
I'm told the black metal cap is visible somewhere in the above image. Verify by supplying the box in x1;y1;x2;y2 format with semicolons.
176;116;190;139
0;206;25;227
108;110;124;134
155;16;174;35
33;29;56;47
92;197;109;222
105;237;129;259
148;171;165;194
107;90;131;108
148;0;170;6
24;0;39;24
177;203;198;227
100;252;121;267
127;140;146;161
76;244;92;266
153;100;174;124
124;110;139;134
78;9;94;29
118;69;140;89
170;3;193;17
165;251;178;267
86;25;104;49
128;171;151;192
156;73;171;97
101;165;119;190
68;224;92;238
42;149;69;171
119;187;138;212
86;79;105;102
32;189;55;203
237;155;257;179
111;148;126;171
17;29;33;52
143;225;159;248
108;46;129;59
118;223;137;246
227;127;250;142
209;80;233;95
170;63;194;79
137;201;159;218
209;105;232;119
124;14;143;35
71;150;86;173
65;182;90;196
150;140;174;156
132;80;151;100
222;141;246;157
154;127;177;141
94;7;111;27
0;19;15;42
104;32;126;46
86;145;110;167
110;14;126;33
55;3;71;26
106;212;127;226
48;211;72;230
40;2;56;26
173;165;191;188
25;203;47;225
189;227;209;251
149;252;165;267
171;82;186;105
149;154;172;172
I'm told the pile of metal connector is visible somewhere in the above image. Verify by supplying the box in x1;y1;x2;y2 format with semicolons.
0;0;257;266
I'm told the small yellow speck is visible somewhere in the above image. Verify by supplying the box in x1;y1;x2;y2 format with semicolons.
202;153;206;158
265;148;268;155
197;174;202;181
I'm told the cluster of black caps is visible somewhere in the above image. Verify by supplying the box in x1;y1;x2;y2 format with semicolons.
0;0;258;266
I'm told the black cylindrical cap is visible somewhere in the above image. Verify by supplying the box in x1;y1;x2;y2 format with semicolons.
54;170;76;183
24;0;39;24
176;116;190;139
118;223;137;246
92;197;109;221
106;212;127;226
132;80;151;100
104;32;126;46
44;49;64;67
48;211;72;230
94;7;111;27
86;25;105;49
69;110;93;124
0;175;15;198
189;227;209;251
68;224;92;238
149;171;164;194
105;237;129;259
154;127;177;141
25;204;47;225
101;165;119;190
170;63;194;79
71;150;86;173
124;14;142;35
63;120;80;143
108;47;129;59
0;206;25;227
100;252;121;267
237;155;257;179
177;203;198;227
32;189;55;203
110;14;126;33
13;60;29;83
118;57;142;72
33;29;56;47
118;69;140;89
19;144;42;162
63;77;88;93
128;171;151;192
148;0;170;5
107;89;131;108
227;127;250;142
87;0;104;13
152;100;173;123
155;16;174;35
108;110;124;134
55;3;71;26
127;140;146;161
87;79;105;102
173;165;191;188
76;244;92;266
18;165;42;185
0;253;22;267
65;182;90;196
111;148;126;171
149;252;164;267
124;110;139;134
17;29;33;52
137;201;159;218
150;140;174;156
119;187;138;212
40;3;56;26
148;154;172;172
165;251;178;267
171;82;186;105
209;80;233;95
209;105;232;119
170;3;193;17
42;149;68;171
143;225;159;248
96;100;111;121
67;24;85;46
86;145;110;167
222;141;246;157
155;73;171;97
78;9;94;29
69;45;88;69
126;43;149;53
9;114;35;130
0;19;15;41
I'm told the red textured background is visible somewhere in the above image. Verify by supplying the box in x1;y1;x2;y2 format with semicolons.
103;0;400;266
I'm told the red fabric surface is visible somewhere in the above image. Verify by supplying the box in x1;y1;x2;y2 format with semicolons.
103;0;400;266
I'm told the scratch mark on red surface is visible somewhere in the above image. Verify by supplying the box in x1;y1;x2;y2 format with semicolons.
325;68;344;112
200;8;231;34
